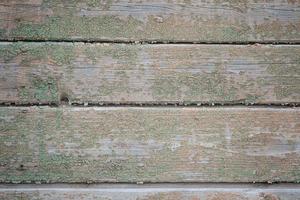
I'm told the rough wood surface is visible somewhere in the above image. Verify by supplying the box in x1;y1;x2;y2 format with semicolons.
1;0;300;42
1;43;300;105
1;184;300;200
1;107;299;183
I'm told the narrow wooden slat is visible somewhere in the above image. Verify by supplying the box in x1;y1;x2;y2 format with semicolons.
1;184;300;200
1;0;300;42
0;107;299;183
1;43;300;105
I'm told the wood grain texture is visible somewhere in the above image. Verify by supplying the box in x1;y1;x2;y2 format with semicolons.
1;107;299;183
1;43;300;105
1;184;300;200
1;0;300;42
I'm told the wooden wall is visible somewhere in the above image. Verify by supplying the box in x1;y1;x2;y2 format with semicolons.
0;0;300;199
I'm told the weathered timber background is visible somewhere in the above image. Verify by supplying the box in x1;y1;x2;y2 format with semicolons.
1;0;300;199
0;0;300;42
1;43;300;105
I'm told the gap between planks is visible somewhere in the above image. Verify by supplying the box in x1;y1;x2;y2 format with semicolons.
0;103;299;108
1;40;300;45
1;183;300;191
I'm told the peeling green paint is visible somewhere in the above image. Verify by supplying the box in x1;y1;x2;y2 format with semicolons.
3;0;299;42
151;70;238;102
19;77;59;103
265;49;300;100
1;43;299;104
1;107;299;183
10;15;143;41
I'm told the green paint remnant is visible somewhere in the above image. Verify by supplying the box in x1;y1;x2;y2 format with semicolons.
151;69;238;103
32;77;58;102
86;0;113;9
151;77;180;100
213;0;249;12
50;45;75;65
0;42;75;65
2;0;300;42
19;77;59;103
0;29;5;38
55;110;63;129
266;61;300;76
18;87;30;102
22;43;75;65
84;44;139;65
0;42;28;62
265;50;300;100
222;26;248;41
0;42;75;104
11;14;143;41
273;84;300;100
245;94;259;104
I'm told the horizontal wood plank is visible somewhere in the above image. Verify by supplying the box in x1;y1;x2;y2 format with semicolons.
1;0;300;42
1;43;300;105
1;184;300;200
0;107;299;183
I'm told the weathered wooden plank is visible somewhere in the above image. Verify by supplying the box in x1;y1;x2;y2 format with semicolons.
1;0;300;42
1;184;300;200
1;43;300;105
0;107;299;183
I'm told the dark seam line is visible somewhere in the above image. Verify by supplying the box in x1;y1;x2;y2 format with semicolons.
0;102;299;108
0;181;300;185
1;184;300;188
1;39;300;45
